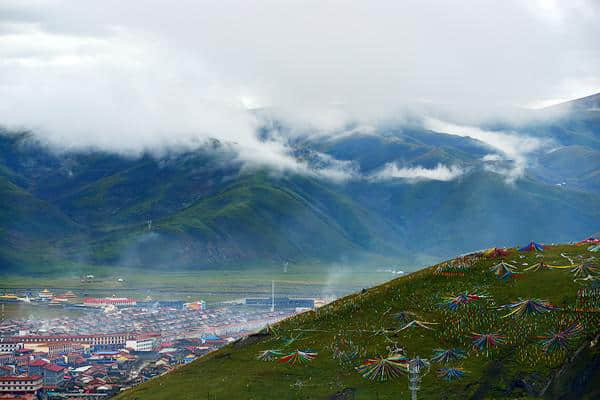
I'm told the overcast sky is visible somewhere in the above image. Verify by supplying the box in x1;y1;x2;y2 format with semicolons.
0;0;599;167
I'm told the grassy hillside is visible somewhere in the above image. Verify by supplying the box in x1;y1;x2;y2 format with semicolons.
65;172;402;268
0;176;85;269
117;244;600;400
533;146;600;193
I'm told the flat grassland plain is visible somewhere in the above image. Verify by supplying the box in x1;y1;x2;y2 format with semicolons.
115;244;600;400
0;263;396;318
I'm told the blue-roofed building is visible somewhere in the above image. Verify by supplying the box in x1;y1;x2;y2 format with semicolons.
184;354;195;363
156;300;185;310
245;297;315;309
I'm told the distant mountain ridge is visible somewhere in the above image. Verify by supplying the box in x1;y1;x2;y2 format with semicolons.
1;94;599;272
545;92;600;112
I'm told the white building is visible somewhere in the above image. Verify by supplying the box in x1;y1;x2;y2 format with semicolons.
0;375;43;393
0;341;23;354
38;289;53;301
125;337;156;352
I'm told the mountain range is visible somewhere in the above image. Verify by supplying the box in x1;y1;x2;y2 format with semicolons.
1;94;599;273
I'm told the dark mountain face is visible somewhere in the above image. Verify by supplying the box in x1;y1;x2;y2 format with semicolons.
1;96;599;271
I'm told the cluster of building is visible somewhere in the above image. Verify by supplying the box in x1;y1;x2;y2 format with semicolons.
0;290;306;399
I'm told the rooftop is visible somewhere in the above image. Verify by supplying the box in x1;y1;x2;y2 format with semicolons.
0;375;42;382
43;364;64;373
28;359;47;367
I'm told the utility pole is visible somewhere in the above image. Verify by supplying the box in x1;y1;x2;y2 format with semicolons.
408;360;419;400
408;357;430;400
271;280;275;312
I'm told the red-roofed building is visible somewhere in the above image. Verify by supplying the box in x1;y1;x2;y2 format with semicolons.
24;341;84;357
27;359;47;379
83;297;137;307
68;356;87;367
0;375;43;393
42;364;64;387
27;360;46;368
5;333;136;346
43;364;63;373
157;342;175;350
0;394;38;400
27;360;64;388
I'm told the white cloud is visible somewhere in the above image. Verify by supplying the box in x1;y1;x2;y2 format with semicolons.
0;0;598;167
0;25;308;172
482;154;503;162
424;118;550;182
372;163;465;182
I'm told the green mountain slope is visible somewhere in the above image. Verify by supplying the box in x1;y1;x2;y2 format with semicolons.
532;146;600;192
1;104;599;271
116;244;600;400
0;175;84;269
82;173;400;267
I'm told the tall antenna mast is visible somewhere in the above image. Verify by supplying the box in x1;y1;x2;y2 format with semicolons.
271;280;275;312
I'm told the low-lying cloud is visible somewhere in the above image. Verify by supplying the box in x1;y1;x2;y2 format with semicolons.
424;118;550;182
373;163;465;182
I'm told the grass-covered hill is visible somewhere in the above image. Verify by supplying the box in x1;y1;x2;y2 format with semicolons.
117;243;600;400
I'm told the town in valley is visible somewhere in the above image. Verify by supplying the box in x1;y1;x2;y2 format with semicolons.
0;286;326;399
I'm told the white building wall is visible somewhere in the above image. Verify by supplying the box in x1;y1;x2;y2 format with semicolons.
0;343;22;354
126;338;155;352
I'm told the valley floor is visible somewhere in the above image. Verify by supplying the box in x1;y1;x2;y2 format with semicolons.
0;265;398;305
